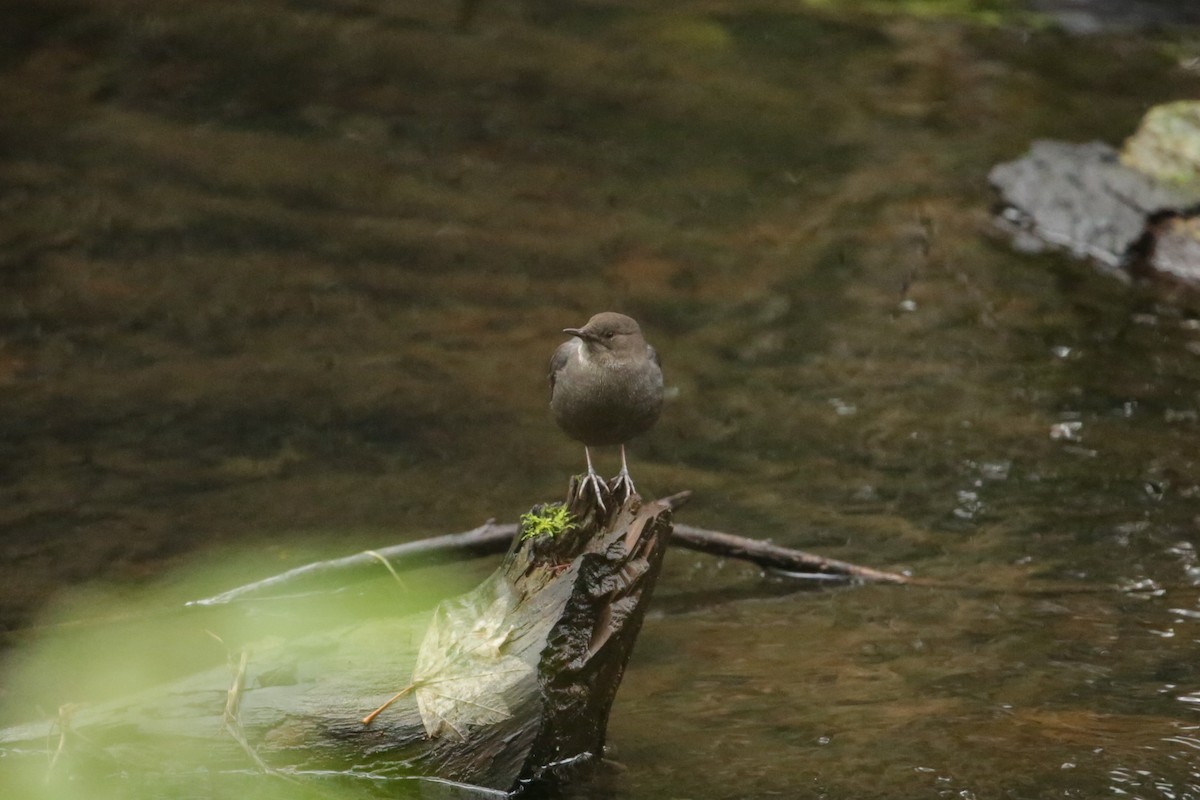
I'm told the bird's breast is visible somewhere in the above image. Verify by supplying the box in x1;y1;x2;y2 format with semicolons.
550;354;663;446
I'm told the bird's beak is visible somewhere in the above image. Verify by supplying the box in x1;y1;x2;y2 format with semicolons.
563;327;587;339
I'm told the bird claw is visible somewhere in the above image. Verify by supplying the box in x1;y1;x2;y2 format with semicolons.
580;469;609;514
611;469;637;505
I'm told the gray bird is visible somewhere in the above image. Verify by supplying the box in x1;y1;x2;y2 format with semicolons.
549;312;664;510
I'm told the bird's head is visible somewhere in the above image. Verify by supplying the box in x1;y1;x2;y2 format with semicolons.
564;312;646;355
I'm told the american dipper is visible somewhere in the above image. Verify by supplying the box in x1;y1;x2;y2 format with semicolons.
549;312;663;510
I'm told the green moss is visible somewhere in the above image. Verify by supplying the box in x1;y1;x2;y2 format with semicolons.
1122;100;1200;188
519;503;577;541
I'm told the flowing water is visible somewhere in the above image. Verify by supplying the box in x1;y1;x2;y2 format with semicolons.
3;1;1200;798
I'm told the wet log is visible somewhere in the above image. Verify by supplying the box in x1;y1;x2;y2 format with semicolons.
0;482;676;795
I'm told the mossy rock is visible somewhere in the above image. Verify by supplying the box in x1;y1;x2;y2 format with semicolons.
1122;101;1200;189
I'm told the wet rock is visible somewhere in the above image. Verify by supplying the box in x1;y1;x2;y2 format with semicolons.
1032;0;1200;35
990;107;1200;299
989;139;1200;270
1126;209;1200;287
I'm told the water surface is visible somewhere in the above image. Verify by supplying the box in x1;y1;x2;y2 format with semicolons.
3;1;1200;797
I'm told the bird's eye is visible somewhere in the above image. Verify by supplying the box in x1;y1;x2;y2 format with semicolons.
604;331;615;339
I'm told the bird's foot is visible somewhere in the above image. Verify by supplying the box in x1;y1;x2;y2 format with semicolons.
579;468;609;514
610;468;638;505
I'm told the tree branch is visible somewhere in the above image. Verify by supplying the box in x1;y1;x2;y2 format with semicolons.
188;500;906;607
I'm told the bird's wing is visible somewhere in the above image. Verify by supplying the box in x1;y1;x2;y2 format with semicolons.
548;341;572;395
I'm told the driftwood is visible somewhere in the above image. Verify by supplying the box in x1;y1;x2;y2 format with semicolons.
1;482;912;797
670;523;906;584
189;494;905;608
1;482;682;796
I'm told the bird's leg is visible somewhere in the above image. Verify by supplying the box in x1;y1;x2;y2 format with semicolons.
611;444;638;503
580;446;608;513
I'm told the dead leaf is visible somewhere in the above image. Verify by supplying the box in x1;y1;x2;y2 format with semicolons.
413;578;533;741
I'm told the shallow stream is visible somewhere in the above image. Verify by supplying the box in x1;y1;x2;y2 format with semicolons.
3;1;1200;798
